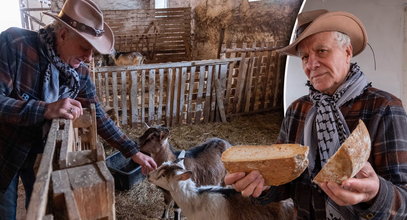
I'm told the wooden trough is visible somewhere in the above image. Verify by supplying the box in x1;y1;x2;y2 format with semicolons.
26;104;115;220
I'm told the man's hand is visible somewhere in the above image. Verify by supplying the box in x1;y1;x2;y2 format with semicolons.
44;98;83;120
131;152;157;175
318;162;380;206
224;170;268;197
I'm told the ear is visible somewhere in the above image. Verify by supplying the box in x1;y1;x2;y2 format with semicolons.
176;171;192;181
345;44;353;64
143;122;150;129
159;130;169;141
56;27;69;42
174;157;185;169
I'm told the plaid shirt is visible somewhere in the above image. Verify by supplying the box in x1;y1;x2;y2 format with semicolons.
0;27;139;191
256;87;407;219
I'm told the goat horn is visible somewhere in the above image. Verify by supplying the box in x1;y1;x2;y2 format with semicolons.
143;122;150;129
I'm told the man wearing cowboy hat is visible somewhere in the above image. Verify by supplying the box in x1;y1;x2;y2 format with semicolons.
225;9;407;219
0;0;157;218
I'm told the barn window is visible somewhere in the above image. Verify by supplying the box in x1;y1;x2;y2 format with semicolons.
155;0;168;9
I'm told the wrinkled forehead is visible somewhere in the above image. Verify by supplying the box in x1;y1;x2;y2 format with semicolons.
297;31;337;53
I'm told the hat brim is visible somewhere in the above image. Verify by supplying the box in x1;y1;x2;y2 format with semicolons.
44;12;114;54
278;11;367;57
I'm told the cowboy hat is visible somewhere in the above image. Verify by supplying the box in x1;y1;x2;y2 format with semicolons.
278;9;367;57
44;0;114;54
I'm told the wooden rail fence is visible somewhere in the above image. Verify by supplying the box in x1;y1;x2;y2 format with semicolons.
94;46;283;127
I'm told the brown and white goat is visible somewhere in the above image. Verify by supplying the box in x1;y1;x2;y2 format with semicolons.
138;125;231;219
148;159;295;220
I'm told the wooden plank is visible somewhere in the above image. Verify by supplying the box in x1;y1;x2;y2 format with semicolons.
225;44;237;114
178;67;187;124
130;71;138;125
65;163;114;219
203;65;213;123
158;69;164;124
64;191;82;220
195;66;205;123
58;120;74;169
211;65;220;122
94;58;240;72
148;69;156;123
235;57;249;113
141;70;146;124
186;66;196;124
90;104;98;152
172;68;180;126
112;72;119;118
121;71;128;125
260;46;273;110
51;169;81;220
252;49;264;111
166;68;173;126
26;120;60;220
244;57;255;113
104;72;110;107
97;72;103;105
273;53;282;108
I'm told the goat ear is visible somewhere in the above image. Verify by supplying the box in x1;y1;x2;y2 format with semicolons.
143;122;150;129
176;171;192;181
174;157;185;168
159;130;168;141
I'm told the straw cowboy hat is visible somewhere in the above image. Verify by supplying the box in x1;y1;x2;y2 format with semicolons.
44;0;114;54
278;9;368;57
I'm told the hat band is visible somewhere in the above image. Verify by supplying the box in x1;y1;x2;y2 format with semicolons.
60;13;105;37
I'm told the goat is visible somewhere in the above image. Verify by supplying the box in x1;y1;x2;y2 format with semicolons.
110;50;145;66
138;125;231;219
148;159;295;220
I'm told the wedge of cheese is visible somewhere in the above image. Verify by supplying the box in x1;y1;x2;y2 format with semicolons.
313;120;371;184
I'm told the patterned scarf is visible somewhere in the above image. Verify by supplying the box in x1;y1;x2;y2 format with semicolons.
39;26;80;102
39;26;81;139
303;63;370;219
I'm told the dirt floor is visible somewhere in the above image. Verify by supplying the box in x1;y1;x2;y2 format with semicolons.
112;110;284;219
16;110;283;219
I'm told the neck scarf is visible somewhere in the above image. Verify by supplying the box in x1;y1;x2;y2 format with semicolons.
39;26;81;140
303;63;370;219
39;26;80;102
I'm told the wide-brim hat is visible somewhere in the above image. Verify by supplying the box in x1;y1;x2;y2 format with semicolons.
278;9;367;57
44;0;114;54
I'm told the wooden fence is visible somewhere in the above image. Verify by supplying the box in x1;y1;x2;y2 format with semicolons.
220;41;285;114
26;105;114;219
103;7;192;63
94;48;284;127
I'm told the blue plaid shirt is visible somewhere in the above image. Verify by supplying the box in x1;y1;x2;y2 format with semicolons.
0;27;139;191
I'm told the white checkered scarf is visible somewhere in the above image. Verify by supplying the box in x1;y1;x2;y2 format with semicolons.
39;26;80;103
303;63;370;219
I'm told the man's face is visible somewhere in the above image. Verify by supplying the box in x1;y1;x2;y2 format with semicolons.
56;27;94;69
297;31;353;95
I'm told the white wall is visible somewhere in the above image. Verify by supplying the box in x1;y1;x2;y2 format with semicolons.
0;0;21;32
284;0;407;112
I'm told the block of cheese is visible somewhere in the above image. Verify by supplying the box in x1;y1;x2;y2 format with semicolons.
221;144;309;186
313;120;371;184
